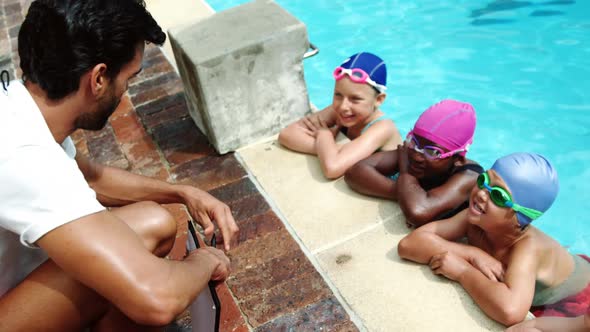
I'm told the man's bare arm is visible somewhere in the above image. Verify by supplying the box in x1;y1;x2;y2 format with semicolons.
37;210;229;326
76;153;239;250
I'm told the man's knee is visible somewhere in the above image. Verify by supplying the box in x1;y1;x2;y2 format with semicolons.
136;201;177;252
111;201;177;255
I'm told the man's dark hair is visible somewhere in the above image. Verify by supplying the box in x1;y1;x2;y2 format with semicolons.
18;0;166;100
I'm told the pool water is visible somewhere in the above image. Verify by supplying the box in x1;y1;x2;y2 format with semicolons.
207;0;590;254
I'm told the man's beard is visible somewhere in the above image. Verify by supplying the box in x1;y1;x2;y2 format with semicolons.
75;92;120;131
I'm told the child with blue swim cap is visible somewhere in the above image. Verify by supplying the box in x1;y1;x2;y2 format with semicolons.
398;153;590;326
278;52;402;179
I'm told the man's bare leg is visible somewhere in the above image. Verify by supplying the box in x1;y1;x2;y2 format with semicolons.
0;201;177;332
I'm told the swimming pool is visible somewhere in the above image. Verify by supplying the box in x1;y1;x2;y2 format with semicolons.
207;0;590;254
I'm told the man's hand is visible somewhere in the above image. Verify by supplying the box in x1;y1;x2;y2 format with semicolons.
429;251;471;281
180;186;239;251
469;253;505;282
186;247;231;281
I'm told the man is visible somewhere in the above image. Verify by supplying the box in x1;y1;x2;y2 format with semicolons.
0;1;238;330
344;99;483;227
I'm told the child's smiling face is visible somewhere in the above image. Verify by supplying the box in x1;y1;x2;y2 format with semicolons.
467;170;519;232
332;77;384;128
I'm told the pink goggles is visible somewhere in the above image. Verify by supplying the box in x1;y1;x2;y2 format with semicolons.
405;132;469;160
333;67;387;93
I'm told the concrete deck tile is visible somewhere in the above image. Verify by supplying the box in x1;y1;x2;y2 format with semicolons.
238;132;510;330
315;221;505;332
238;138;403;252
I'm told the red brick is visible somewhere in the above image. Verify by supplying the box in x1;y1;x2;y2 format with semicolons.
73;137;89;158
4;13;23;27
171;154;247;192
110;111;169;178
151;117;216;166
110;94;134;120
236;211;285;244
3;3;20;15
229;325;250;332
7;25;18;38
254;297;356;332
226;194;270;223
227;248;316;300
110;111;146;143
135;92;190;129
163;204;190;232
129;72;184;106
9;37;17;52
70;129;86;143
85;125;129;169
132;54;176;86
227;229;299;275
332;321;360;332
167;232;188;261
215;283;247;332
240;270;332;327
208;177;259;204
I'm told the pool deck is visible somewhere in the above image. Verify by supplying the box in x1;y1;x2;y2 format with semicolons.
146;1;507;330
0;0;508;330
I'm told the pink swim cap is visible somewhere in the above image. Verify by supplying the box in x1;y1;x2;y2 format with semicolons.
411;99;476;156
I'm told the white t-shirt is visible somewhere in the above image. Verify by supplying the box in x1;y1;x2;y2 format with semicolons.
0;81;105;296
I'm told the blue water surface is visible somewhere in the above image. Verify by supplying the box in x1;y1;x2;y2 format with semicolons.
206;0;590;254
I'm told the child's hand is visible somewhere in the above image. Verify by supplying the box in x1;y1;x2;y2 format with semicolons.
301;115;321;137
397;143;410;174
429;251;470;281
469;254;505;282
302;114;334;138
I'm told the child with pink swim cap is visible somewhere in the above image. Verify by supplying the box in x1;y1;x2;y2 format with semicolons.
345;99;483;227
278;52;403;179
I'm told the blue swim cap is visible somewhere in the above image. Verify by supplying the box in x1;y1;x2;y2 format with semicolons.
491;153;559;227
340;52;387;88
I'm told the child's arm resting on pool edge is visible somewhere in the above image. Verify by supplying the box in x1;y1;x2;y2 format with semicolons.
344;149;399;199
395;144;478;226
315;120;396;179
437;239;538;326
398;210;504;281
278;106;338;155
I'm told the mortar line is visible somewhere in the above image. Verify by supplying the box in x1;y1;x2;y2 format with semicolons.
311;220;384;255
